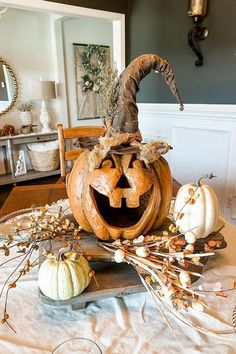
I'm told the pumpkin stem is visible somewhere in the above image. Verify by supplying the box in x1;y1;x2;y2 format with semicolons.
194;172;216;187
57;243;73;261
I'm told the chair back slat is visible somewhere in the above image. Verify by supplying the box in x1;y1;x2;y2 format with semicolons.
65;149;85;161
57;124;105;178
63;126;105;139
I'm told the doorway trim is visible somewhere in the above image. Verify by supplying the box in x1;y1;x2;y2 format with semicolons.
0;0;125;126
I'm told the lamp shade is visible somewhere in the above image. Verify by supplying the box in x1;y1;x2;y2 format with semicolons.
28;80;56;100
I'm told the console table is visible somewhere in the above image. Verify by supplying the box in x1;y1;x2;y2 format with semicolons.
0;131;60;185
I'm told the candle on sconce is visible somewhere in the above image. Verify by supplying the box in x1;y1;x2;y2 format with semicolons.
187;0;208;66
188;0;206;17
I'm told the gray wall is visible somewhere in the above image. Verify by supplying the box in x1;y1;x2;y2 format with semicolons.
50;0;236;104
129;0;236;104
48;0;127;14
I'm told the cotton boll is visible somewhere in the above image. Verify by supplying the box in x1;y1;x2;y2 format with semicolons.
185;231;196;244
114;249;125;263
179;270;191;287
192;301;204;312
135;246;150;258
185;244;194;253
138;235;145;243
112;239;121;247
213;281;222;292
133;235;144;244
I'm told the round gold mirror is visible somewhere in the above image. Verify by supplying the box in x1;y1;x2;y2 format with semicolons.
0;58;18;117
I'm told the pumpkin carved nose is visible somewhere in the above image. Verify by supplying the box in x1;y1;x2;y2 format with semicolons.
116;175;131;189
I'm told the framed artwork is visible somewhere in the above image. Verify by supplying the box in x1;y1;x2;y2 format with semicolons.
15;150;27;176
73;43;111;119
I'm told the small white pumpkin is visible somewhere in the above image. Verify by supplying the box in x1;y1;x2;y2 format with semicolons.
38;245;91;300
114;249;125;263
174;173;219;239
135;246;150;258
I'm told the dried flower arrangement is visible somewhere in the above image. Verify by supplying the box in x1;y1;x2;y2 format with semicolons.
0;205;95;332
1;124;16;136
99;230;235;339
16;100;33;112
0;197;235;341
97;64;119;126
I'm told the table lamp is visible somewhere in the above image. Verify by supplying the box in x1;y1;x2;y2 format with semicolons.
28;80;56;133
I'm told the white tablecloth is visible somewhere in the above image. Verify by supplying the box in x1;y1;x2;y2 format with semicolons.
0;219;236;354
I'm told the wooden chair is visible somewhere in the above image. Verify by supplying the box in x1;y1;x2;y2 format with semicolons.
57;124;105;182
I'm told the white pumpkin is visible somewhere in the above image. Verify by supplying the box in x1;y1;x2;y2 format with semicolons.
174;173;219;239
38;246;91;301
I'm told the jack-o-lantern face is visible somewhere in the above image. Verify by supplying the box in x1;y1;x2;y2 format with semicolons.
68;150;172;240
89;154;155;228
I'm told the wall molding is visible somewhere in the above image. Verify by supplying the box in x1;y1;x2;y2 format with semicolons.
137;103;236;225
1;0;125;74
138;103;236;122
1;0;126;128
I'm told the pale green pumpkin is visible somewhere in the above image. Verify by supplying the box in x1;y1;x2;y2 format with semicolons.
38;250;91;300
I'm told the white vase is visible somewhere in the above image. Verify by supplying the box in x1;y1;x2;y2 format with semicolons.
20;111;32;126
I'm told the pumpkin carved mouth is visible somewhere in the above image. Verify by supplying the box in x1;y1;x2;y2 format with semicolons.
91;186;153;228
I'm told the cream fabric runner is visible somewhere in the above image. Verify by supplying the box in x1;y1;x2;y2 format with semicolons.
0;211;236;353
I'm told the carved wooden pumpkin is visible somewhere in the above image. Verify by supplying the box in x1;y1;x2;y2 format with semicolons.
68;54;183;241
68;151;172;240
174;173;219;239
38;247;91;300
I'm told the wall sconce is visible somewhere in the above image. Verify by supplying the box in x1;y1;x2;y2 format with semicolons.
188;0;208;66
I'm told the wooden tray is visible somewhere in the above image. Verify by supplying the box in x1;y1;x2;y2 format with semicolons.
39;261;144;310
39;228;227;310
0;208;226;310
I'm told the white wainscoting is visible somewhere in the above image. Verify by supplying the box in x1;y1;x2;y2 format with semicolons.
138;103;236;225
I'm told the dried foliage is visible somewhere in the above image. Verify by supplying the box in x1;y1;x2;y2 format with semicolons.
99;228;211;313
87;133;171;171
0;205;83;332
16;101;33;112
99;228;236;339
0;196;235;339
97;64;119;127
98;195;236;340
2;124;16;136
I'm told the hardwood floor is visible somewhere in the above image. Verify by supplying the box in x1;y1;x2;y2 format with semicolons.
0;175;59;209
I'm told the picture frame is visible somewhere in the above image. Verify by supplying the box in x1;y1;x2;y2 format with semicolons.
73;43;111;120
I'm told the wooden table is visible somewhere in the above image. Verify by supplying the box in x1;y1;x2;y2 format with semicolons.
0;184;68;218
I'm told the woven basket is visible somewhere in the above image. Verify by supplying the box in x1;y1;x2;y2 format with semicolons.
28;148;59;172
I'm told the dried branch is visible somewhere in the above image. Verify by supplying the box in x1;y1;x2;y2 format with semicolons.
97;64;119;129
0;206;84;332
98;226;235;339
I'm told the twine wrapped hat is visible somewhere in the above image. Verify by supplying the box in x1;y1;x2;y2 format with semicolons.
111;54;184;136
89;54;184;169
